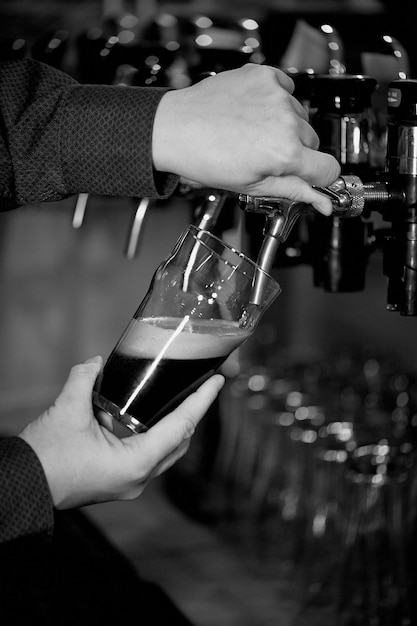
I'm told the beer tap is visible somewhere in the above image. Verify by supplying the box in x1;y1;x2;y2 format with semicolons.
192;191;228;232
125;197;151;260
243;73;379;285
72;192;89;229
239;177;364;305
240;78;417;316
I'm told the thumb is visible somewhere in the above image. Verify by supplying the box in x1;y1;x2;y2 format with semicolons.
57;356;103;409
261;175;334;216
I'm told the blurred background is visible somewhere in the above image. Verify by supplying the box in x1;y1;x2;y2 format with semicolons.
2;1;417;625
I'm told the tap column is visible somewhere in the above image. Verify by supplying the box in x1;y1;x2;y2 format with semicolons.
308;74;378;292
383;80;417;314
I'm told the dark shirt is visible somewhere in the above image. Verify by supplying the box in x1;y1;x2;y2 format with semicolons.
0;59;179;545
0;58;178;211
0;437;54;547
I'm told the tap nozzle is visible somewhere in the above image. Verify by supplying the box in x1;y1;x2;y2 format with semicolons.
238;196;313;243
238;197;313;304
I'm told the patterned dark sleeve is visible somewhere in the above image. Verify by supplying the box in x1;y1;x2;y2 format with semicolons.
0;437;54;546
0;59;178;211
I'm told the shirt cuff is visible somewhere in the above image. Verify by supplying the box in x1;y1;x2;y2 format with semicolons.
0;437;54;549
60;84;179;199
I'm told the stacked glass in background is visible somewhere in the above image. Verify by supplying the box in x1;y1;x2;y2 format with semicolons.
206;334;417;626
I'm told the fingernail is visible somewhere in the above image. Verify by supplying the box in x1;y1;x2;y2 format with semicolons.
313;201;332;216
85;355;103;365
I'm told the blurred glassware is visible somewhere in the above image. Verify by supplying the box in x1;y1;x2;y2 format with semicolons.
338;440;415;626
295;418;354;624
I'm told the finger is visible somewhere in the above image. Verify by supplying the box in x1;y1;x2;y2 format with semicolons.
258;175;334;215
136;375;225;464
58;356;103;408
95;408;114;432
148;439;191;480
269;65;295;93
297;148;341;186
85;356;103;366
298;117;320;150
289;94;309;122
274;145;340;187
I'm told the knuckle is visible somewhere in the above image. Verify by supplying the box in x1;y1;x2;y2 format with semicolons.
273;130;299;162
286;139;302;161
258;64;278;84
243;63;274;82
179;414;197;440
121;485;144;501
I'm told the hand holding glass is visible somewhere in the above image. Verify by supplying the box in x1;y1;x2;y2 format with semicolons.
93;226;281;434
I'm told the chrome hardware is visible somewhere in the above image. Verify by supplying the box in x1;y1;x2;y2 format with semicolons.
125;198;151;260
72;192;89;229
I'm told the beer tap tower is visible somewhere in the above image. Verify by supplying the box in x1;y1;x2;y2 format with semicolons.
239;78;417;316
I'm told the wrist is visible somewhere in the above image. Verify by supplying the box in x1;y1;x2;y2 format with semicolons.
152;89;184;175
152;91;176;174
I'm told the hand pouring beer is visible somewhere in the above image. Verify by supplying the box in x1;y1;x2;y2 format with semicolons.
93;226;281;434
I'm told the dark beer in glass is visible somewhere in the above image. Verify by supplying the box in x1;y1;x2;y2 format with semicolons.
93;226;280;433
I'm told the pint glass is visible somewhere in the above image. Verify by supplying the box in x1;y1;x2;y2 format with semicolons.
93;225;281;434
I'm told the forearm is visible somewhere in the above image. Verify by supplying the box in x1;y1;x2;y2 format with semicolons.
0;437;54;548
0;59;178;211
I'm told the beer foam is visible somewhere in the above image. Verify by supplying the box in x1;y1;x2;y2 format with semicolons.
118;316;250;360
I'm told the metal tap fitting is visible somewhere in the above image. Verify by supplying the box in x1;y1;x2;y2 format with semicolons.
239;175;388;305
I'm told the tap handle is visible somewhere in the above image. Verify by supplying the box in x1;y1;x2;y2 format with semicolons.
313;175;366;216
125;197;151;260
72;192;89;229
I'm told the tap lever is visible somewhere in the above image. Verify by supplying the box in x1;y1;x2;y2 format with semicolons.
72;192;89;229
313;175;366;216
125;197;151;260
